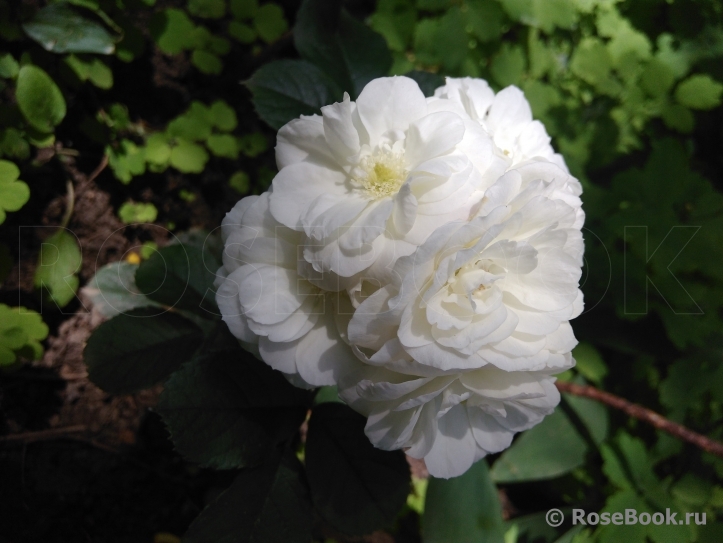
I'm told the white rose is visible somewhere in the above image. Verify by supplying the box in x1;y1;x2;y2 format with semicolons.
339;160;584;478
215;192;359;387
268;76;507;293
348;160;584;374
338;362;561;479
433;77;569;171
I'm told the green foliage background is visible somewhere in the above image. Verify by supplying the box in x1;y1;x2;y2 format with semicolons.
1;0;723;542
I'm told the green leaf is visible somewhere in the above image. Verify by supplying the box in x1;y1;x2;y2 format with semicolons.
675;74;723;110
22;2;118;54
570;37;612;86
661;103;694;133
16;65;67;133
85;307;204;394
640;58;676;98
0;159;30;224
228;20;256;43
490;43;527;87
188;0;226;19
404;70;445;97
229;0;258;20
467;0;506;42
247;59;343;129
183;451;313;543
144;133;172;166
206;134;239;158
157;347;312;469
169;138;209;173
305;402;410;536
490;409;588;483
369;0;416;52
238;132;267;156
209;100;238;131
64;55;113;89
423;459;505;543
82;261;160;318
150;9;196;55
135;243;217;314
229;170;250;193
573;342;607;384
0;53;19;78
0;304;48;366
107;139;146;183
167;102;213;141
118;201;158;224
253;3;288;44
191;49;223;74
34;229;81;308
294;0;392;97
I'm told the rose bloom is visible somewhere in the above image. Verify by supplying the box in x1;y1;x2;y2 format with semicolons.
217;75;585;478
215;192;358;388
338;160;584;478
268;76;509;297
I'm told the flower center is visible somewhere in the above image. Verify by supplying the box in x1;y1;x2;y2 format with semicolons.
354;149;407;198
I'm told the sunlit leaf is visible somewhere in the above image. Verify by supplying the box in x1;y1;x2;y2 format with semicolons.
16;65;67;133
34;229;82;308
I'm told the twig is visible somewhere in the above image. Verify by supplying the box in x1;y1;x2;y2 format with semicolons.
0;425;87;443
87;153;109;184
556;381;723;458
60;179;75;229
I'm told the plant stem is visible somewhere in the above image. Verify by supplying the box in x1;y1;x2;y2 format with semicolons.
60;179;74;229
556;381;723;458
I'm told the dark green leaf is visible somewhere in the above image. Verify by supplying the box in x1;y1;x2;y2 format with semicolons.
305;402;410;536
82;261;161;318
16;65;67;133
157;347;312;469
134;243;217;314
404;70;444;97
423;459;505;543
293;0;392;97
246;59;342;129
22;2;118;54
184;451;313;543
490;407;589;483
84;307;204;394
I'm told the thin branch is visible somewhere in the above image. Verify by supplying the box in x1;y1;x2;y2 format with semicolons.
556;381;723;458
87;153;109;184
0;425;87;443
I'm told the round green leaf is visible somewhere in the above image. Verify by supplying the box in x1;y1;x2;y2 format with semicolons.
253;3;288;44
206;134;238;158
0;159;20;182
34;229;82;308
191;49;223;74
0;178;30;213
675;74;723;110
170;138;209;173
229;170;250;193
209;100;237;131
118;202;158;224
16;65;67;133
144;133;172;165
228;20;256;43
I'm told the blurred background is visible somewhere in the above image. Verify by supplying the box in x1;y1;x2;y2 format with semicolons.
1;0;722;542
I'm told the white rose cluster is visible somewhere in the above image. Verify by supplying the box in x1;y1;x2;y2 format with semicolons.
216;76;584;478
